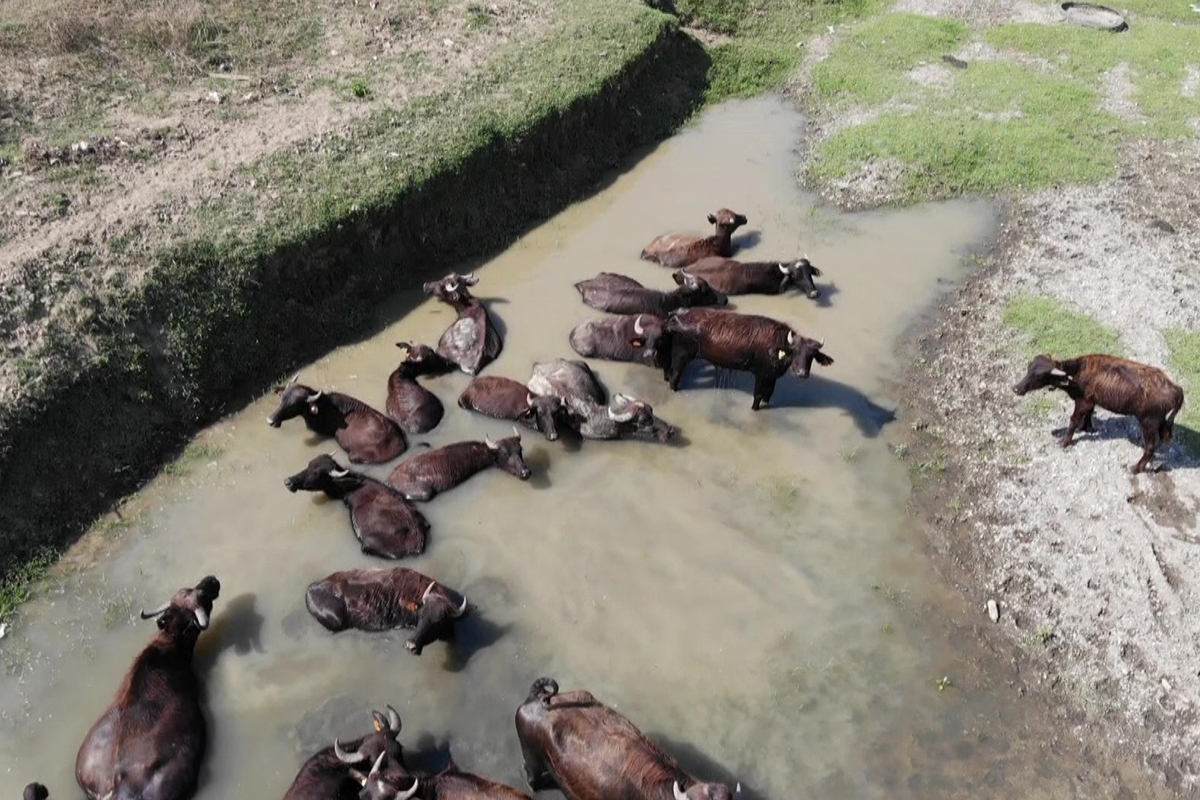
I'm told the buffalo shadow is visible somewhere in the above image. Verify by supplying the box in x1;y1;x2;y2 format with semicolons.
1046;415;1196;472
647;734;760;800
731;230;761;254
523;446;555;490
442;612;511;673
196;592;265;677
481;296;511;340
403;732;457;775
811;280;840;309
674;365;896;437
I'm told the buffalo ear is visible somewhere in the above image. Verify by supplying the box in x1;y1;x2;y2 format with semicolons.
810;266;822;277
814;352;834;366
707;213;717;224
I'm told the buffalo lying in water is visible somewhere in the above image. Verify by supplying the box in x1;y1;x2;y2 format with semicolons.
528;360;676;443
458;376;570;441
286;455;429;559
682;256;822;299
569;314;669;369
640;208;747;268
305;568;467;654
575;271;726;315
386;342;455;434
386;430;531;502
75;577;221;800
515;678;740;800
424;272;502;375
269;378;406;464
282;706;406;800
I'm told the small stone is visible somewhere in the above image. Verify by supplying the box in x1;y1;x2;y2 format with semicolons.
942;54;968;69
0;622;6;639
206;91;224;104
987;599;1000;622
1150;218;1176;234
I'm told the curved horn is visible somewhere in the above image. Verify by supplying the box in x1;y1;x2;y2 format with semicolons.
334;739;368;765
330;468;350;478
485;435;497;449
385;704;402;733
634;315;645;335
786;331;796;346
778;263;789;274
421;582;437;603
139;602;170;620
396;778;421;800
287;372;300;387
395;341;412;352
453;594;468;618
735;783;742;800
307;390;324;403
193;607;209;630
818;338;825;347
674;782;688;800
368;750;387;778
526;392;537;407
512;425;521;441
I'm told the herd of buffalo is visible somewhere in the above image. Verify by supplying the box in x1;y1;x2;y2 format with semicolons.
22;207;1187;800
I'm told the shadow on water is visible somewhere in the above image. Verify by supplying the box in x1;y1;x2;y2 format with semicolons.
524;447;554;490
732;231;762;253
812;281;840;309
651;735;759;800
443;614;511;674
405;733;456;775
197;593;265;677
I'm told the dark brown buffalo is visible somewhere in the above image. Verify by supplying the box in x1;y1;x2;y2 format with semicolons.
575;272;727;315
569;314;669;368
23;784;48;800
359;761;533;800
387;343;455;434
386;432;531;501
666;307;832;410
640;208;747;268
1013;353;1185;473
269;379;406;464
458;376;569;441
423;272;502;376
282;706;406;800
528;361;675;443
76;577;221;800
682;256;823;299
305;568;467;653
286;455;429;558
515;678;740;800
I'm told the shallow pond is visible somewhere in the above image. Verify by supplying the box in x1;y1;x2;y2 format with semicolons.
0;97;1165;799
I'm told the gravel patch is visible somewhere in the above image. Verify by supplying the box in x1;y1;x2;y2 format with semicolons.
906;61;956;90
1182;65;1200;99
1102;62;1144;123
824;158;908;208
953;39;1058;72
893;0;1063;25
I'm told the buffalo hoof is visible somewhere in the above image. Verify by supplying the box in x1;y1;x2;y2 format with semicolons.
405;640;422;656
807;290;820;299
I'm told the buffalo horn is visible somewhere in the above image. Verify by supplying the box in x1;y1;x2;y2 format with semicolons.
485;435;497;449
453;594;468;618
330;468;350;478
139;602;170;620
786;330;796;346
421;582;437;604
395;778;420;800
287;373;300;387
735;783;742;800
818;338;825;347
1049;367;1067;377
385;704;402;733
334;739;368;765
673;782;688;800
463;272;478;284
512;425;521;441
778;263;789;274
307;391;323;403
193;607;209;630
396;341;411;352
526;392;537;407
368;751;387;778
634;315;645;335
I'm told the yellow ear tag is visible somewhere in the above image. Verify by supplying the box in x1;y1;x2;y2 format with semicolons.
777;349;788;360
373;719;385;732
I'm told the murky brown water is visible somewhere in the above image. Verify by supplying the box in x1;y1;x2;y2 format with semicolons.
0;98;1166;799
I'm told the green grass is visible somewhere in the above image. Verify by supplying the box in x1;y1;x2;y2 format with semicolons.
1164;328;1200;454
1003;295;1122;359
987;19;1200;138
0;551;54;624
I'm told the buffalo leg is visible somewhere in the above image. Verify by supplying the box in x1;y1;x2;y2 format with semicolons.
1082;408;1096;433
520;742;553;791
668;337;698;392
1060;398;1094;447
752;374;778;411
1132;417;1161;474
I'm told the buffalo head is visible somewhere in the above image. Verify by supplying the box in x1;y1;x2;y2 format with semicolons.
333;705;406;770
486;429;532;480
351;752;419;800
23;784;49;800
629;314;668;367
674;781;742;800
785;331;834;377
285;454;363;497
422;272;479;304
671;271;728;308
406;582;469;655
609;394;676;443
139;576;221;636
394;342;454;378
784;258;822;300
707;208;748;235
1013;354;1072;396
268;382;325;428
521;392;568;442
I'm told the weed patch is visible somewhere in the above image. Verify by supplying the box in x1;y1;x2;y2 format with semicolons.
1164;328;1200;454
0;551;54;624
1003;295;1122;358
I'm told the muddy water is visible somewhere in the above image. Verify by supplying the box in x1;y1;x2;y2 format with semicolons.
0;97;1165;799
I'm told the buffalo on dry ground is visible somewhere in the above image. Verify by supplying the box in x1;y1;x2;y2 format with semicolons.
282;706;405;800
682;256;822;299
569;314;670;369
640;208;747;268
386;431;531;501
1013;353;1185;473
515;678;740;800
528;360;676;443
458;376;570;441
387;343;456;434
305;568;467;654
575;271;726;315
423;272;502;375
666;308;832;410
76;577;221;800
286;455;429;558
269;378;406;464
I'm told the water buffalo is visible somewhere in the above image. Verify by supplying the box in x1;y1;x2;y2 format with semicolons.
682;257;823;299
360;760;534;800
1013;353;1186;473
423;272;502;375
528;361;675;443
569;314;669;368
575;272;727;315
515;678;740;800
76;577;221;800
269;378;406;464
458;376;569;441
286;455;429;559
305;568;468;654
666;308;832;410
386;431;531;501
640;208;747;268
386;343;452;435
282;706;406;800
23;784;48;800
344;753;419;800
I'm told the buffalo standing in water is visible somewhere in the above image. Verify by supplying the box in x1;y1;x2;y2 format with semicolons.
386;431;531;502
423;272;502;375
282;706;406;800
515;678;741;800
305;568;468;654
75;577;221;800
286;455;429;558
386;342;455;434
269;377;406;464
640;208;747;268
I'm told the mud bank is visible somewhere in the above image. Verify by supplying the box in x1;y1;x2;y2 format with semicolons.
0;18;708;583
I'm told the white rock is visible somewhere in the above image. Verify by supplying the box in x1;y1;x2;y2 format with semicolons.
987;599;1000;622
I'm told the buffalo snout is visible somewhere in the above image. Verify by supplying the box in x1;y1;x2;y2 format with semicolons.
267;415;281;428
285;476;299;492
